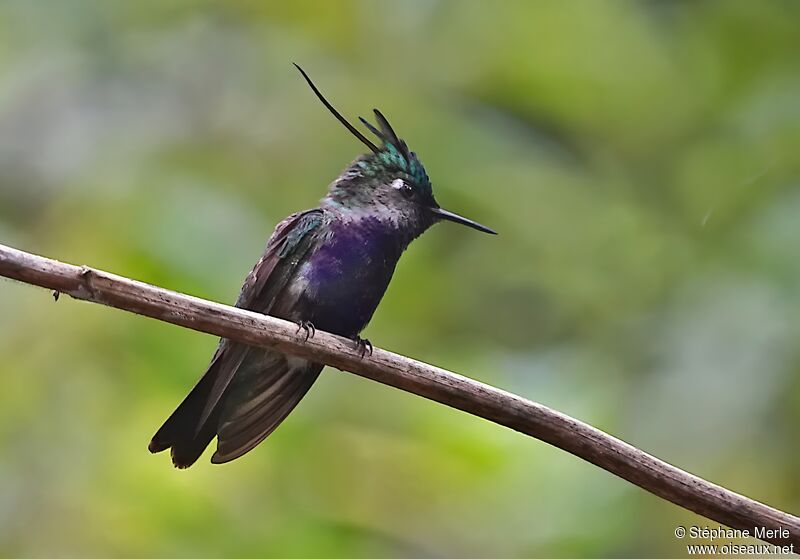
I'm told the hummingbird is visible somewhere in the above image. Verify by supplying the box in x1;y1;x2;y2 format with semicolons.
149;65;496;468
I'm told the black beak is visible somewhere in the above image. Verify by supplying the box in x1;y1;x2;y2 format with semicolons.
429;207;497;235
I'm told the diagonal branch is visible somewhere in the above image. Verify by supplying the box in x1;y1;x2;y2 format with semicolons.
0;242;798;548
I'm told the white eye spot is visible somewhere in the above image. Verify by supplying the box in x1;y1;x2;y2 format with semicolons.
391;179;405;190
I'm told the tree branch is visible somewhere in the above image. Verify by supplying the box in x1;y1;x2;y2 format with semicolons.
1;242;798;548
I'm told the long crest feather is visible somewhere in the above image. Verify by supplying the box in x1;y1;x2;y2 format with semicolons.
358;116;382;139
373;109;411;161
293;63;379;154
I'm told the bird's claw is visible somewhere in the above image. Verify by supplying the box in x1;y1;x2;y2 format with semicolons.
352;336;373;358
296;320;316;342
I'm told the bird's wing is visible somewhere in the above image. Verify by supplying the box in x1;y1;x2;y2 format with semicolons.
211;353;323;464
149;209;324;467
197;208;325;428
235;208;326;311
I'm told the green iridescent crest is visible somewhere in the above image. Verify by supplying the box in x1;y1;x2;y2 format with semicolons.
294;64;432;197
356;139;431;196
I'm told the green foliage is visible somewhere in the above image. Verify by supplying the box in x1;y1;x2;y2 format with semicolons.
1;1;799;557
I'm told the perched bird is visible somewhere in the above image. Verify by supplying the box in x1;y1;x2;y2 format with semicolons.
149;65;496;468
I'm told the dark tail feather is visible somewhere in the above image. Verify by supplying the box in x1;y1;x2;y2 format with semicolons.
149;343;248;468
148;362;221;468
168;406;221;469
150;345;320;468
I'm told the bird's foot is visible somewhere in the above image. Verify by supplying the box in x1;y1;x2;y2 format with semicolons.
296;320;316;342
352;336;373;358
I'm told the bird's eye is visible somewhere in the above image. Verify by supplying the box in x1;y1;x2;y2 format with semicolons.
391;178;415;199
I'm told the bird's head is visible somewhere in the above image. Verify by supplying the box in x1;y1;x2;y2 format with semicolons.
295;64;496;239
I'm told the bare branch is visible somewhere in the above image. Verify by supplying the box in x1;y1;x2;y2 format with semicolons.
1;242;798;547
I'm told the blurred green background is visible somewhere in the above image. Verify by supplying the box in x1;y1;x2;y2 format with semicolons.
1;1;799;557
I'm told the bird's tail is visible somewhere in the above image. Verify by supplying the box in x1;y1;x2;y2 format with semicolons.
149;343;321;468
148;343;235;468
